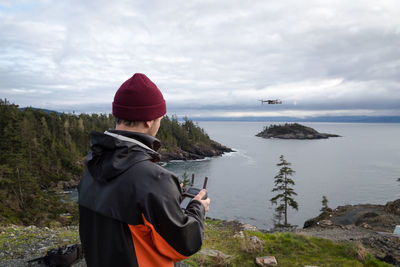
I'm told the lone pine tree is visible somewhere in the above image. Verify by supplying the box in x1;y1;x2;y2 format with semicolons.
321;195;329;212
270;155;298;227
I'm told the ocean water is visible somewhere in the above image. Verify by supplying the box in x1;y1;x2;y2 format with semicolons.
164;122;400;229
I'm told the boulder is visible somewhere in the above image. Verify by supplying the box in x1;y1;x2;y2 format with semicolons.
241;235;264;254
199;249;231;260
318;220;333;227
303;218;318;228
255;256;278;266
249;236;265;247
303;211;332;228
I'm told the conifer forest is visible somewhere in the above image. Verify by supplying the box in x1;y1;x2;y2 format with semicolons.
0;99;213;226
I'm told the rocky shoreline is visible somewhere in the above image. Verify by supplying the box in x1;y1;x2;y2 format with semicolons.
1;199;399;267
160;140;234;162
298;199;400;266
57;141;234;190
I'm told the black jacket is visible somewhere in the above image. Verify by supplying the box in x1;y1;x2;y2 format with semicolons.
78;130;205;267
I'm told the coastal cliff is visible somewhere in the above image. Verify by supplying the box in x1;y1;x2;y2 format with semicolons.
256;123;340;139
160;140;233;161
299;199;400;266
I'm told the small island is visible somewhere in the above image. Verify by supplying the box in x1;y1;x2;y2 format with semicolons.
256;123;340;139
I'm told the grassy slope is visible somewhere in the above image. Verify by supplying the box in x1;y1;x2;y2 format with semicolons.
185;219;392;267
0;220;392;266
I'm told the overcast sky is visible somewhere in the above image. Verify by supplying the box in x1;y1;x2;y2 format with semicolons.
1;0;400;118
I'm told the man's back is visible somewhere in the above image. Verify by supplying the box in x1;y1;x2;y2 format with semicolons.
79;205;138;266
78;130;205;267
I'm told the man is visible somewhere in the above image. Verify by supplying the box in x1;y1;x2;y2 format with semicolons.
78;73;210;267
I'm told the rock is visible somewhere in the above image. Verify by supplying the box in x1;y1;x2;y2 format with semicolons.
360;222;372;229
175;262;193;267
233;231;245;239
318;220;333;227
361;235;400;264
39;246;50;253
296;133;305;139
303;211;332;228
255;256;278;266
242;224;258;231
343;225;354;230
249;236;265;247
303;218;318;228
378;254;399;266
199;249;231;260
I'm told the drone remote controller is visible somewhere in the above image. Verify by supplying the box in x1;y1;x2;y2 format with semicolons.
180;175;208;209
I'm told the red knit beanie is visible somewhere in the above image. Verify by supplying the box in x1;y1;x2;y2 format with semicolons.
112;73;166;121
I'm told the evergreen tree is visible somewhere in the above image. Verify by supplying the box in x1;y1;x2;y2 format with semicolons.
320;195;329;212
0;99;217;226
270;155;298;227
180;172;191;187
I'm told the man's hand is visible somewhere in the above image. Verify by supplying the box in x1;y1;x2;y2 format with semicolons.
193;189;210;213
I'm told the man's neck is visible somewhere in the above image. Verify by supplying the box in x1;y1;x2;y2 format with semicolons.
115;124;148;134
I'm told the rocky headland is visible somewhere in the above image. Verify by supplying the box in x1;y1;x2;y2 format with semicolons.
298;199;400;266
160;140;234;162
55;141;234;190
256;123;340;139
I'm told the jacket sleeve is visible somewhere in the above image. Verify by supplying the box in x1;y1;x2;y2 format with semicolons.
140;170;205;260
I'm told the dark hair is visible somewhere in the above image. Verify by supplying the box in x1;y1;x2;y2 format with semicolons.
114;117;141;127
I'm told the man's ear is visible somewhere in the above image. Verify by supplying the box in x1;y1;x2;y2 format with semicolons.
144;120;153;129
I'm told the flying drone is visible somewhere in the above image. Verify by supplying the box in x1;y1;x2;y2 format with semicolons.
258;99;282;104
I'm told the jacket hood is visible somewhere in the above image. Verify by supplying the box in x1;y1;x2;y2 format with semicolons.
86;130;161;182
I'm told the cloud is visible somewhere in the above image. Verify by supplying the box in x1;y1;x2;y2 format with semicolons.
1;0;399;117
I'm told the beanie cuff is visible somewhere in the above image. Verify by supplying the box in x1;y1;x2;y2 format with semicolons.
113;100;166;121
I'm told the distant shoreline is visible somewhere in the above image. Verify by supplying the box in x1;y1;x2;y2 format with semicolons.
188;116;400;123
18;108;400;123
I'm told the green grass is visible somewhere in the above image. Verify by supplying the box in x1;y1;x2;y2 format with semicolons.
0;225;80;262
0;220;393;266
184;219;393;267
